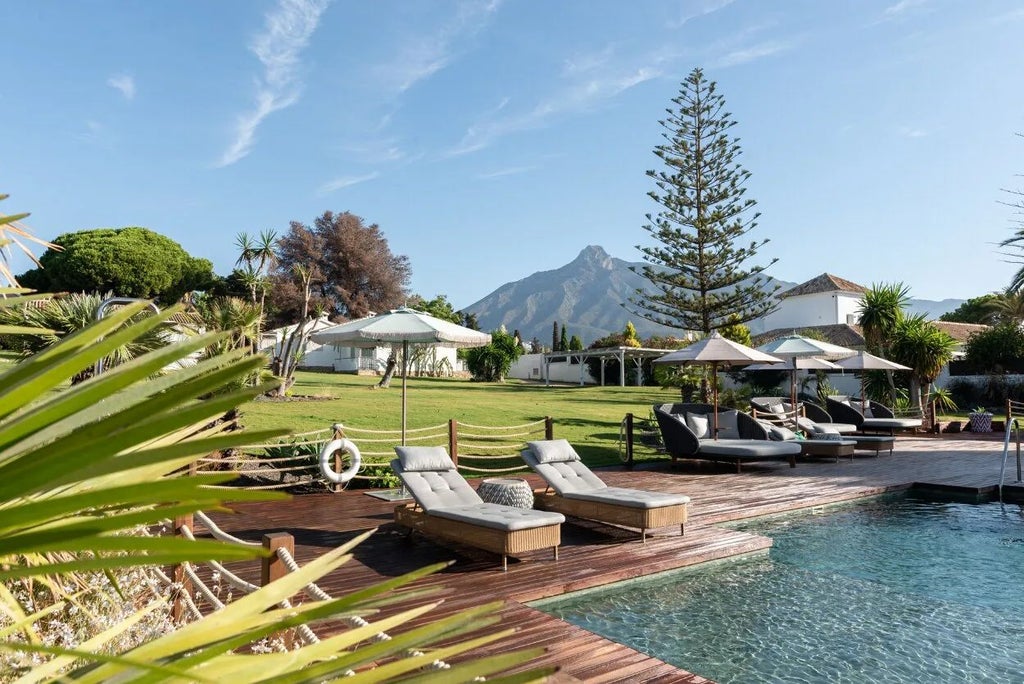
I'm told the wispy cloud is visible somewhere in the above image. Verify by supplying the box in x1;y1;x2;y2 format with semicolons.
712;40;793;68
341;138;408;164
477;165;536;179
883;0;927;18
667;0;737;29
898;126;930;138
317;171;380;195
374;0;501;94
218;0;330;167
76;120;104;144
107;74;135;100
448;63;660;156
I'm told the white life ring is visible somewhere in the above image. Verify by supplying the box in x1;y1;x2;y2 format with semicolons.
319;438;361;485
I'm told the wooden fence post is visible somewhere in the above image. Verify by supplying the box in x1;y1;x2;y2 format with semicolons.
545;416;553;440
332;426;344;493
261;532;296;649
171;513;194;624
625;413;634;469
261;532;294;586
449;419;458;466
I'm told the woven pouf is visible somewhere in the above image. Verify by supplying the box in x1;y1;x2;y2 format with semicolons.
477;478;534;509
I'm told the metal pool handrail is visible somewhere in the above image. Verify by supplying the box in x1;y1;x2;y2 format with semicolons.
998;416;1024;501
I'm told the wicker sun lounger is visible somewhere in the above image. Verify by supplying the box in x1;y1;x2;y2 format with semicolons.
391;446;564;571
520;439;690;542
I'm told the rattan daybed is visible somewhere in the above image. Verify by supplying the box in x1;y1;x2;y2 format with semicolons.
826;396;923;434
654;403;801;472
520;439;690;542
391;446;564;571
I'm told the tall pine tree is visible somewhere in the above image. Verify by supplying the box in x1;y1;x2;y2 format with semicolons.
631;67;779;335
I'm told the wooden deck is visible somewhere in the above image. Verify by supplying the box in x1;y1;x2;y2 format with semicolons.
204;436;1011;682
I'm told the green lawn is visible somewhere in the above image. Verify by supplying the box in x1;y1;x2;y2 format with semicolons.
239;371;681;467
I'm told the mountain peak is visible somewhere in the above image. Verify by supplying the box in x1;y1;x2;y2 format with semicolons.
572;245;613;270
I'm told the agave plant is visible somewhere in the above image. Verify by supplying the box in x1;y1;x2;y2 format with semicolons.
0;291;172;383
0;297;550;682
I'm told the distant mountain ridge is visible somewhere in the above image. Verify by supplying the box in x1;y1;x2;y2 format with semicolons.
462;246;964;346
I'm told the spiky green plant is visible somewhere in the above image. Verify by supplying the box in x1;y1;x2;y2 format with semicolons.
0;296;550;682
0;291;171;383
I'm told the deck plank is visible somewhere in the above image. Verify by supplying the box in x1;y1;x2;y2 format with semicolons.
200;436;1008;682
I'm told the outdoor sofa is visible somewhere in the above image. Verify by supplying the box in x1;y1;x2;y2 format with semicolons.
826;395;923;434
390;446;564;571
750;396;858;434
520;439;690;542
653;403;801;472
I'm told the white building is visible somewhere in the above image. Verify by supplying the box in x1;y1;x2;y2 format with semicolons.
758;273;867;332
752;273;987;392
261;315;465;376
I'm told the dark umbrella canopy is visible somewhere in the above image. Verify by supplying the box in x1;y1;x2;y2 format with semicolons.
655;332;782;438
311;307;491;444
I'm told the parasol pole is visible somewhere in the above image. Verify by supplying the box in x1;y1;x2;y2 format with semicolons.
790;361;798;411
860;374;867;414
401;339;408;445
712;361;720;440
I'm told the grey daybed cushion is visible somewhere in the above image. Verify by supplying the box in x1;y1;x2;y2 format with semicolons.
685;412;711;438
757;419;798;441
716;409;740;439
698;439;801;458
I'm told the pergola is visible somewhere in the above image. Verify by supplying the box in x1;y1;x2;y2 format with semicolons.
541;346;673;387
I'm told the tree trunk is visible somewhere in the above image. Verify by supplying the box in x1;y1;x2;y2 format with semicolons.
378;354;398;388
908;376;923;416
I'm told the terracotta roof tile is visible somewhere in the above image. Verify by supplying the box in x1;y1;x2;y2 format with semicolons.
930;320;989;342
779;273;868;299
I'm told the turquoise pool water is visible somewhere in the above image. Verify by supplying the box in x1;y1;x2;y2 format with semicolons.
540;493;1024;683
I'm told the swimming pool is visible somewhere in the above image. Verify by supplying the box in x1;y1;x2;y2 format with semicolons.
539;493;1024;683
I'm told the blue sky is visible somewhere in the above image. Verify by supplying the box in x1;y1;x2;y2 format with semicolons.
3;0;1023;309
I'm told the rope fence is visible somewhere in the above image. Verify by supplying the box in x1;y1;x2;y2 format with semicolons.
191;416;555;491
166;513;451;670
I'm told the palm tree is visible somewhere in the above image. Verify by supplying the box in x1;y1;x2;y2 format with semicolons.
888;314;958;415
857;282;911;355
987;288;1024;326
235;230;278;345
858;282;912;403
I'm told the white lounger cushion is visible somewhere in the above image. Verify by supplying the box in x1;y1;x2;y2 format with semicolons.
521;450;607;495
563;486;690;509
526;438;579;464
522;444;691;510
430;504;564;531
390;459;482;510
863;417;923;430
698;439;801;458
395;445;457;472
